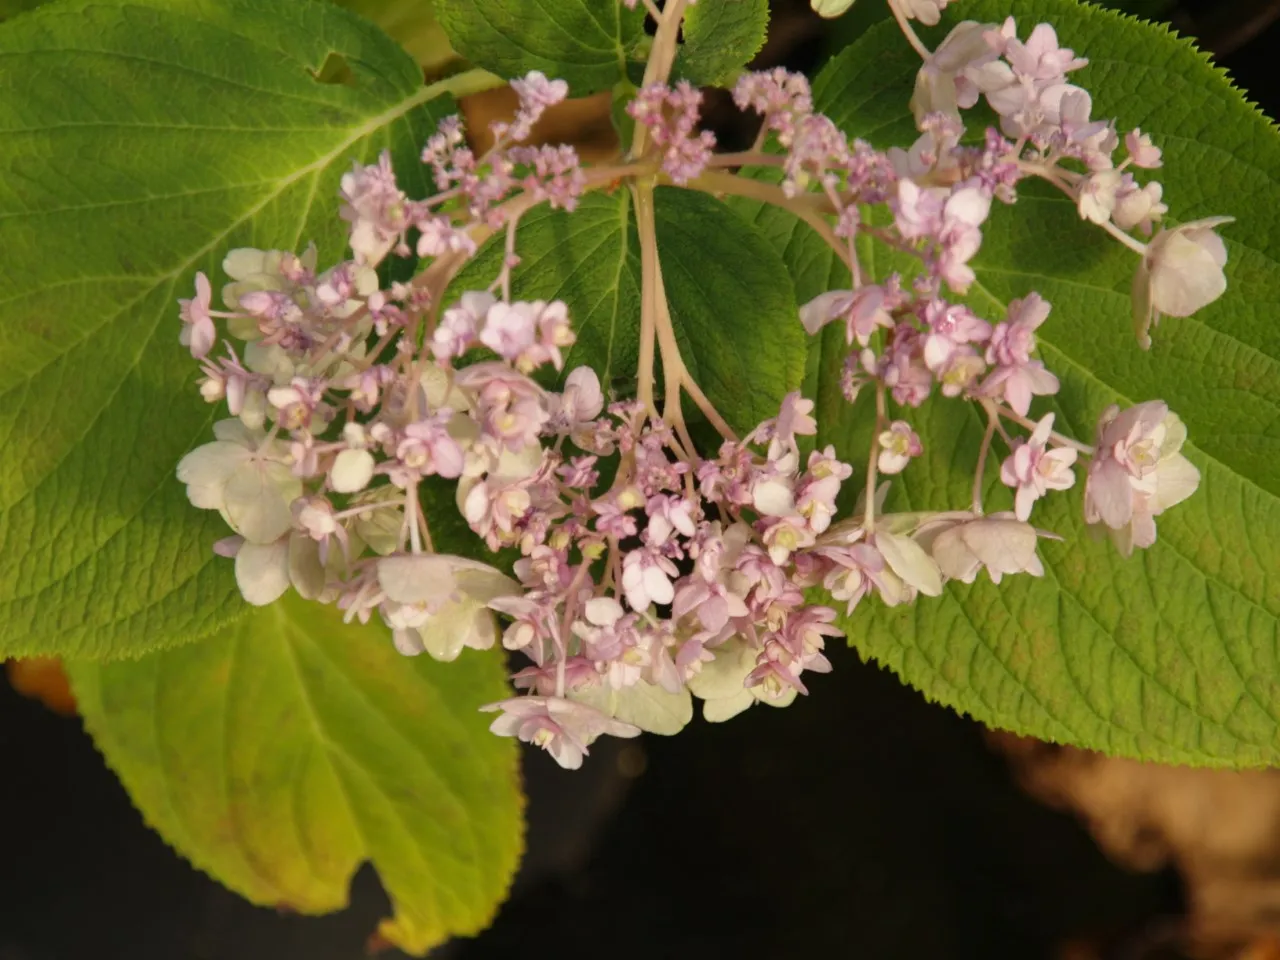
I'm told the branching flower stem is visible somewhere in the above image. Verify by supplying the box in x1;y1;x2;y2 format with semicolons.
972;409;998;515
1018;161;1150;256
633;180;737;449
993;403;1095;455
687;170;855;271
864;384;888;532
888;0;933;60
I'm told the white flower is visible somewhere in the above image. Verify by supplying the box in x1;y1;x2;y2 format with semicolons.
621;549;678;612
920;513;1046;584
752;475;796;517
1132;216;1232;349
874;530;944;599
176;419;301;543
331;448;375;494
569;678;693;736
811;0;855;16
377;553;520;661
558;365;604;423
910;21;995;126
877;421;922;475
223;532;328;606
1112;181;1166;233
686;638;797;722
1077;169;1122;225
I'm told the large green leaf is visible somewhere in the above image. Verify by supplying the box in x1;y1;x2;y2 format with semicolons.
0;0;476;659
69;592;523;956
674;0;770;87
771;1;1280;765
448;187;807;434
434;0;645;95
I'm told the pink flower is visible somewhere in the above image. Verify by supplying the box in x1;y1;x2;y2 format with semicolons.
999;412;1077;520
672;576;750;634
895;179;948;239
1124;129;1162;169
814;542;888;614
628;81;717;185
799;286;896;345
480;300;538;361
480;696;640;770
1083;402;1200;554
395;415;465;481
1131;217;1232;350
760;514;817;565
508;72;569;141
338;151;409;266
770;392;818;460
981;293;1060;415
922;301;992;373
179;272;216;359
893;0;953;26
937;183;993;292
432;291;494;360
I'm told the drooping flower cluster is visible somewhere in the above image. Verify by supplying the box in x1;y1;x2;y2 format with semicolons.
902;15;1231;347
172;0;1225;770
727;19;1216;604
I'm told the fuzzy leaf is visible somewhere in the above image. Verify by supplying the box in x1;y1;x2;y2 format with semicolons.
675;0;770;87
0;0;468;659
774;1;1280;766
448;188;807;434
434;0;645;95
68;592;523;956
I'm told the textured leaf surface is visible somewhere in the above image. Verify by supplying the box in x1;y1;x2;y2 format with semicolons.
0;0;459;658
434;0;644;95
774;1;1280;765
449;188;807;434
675;0;770;87
69;592;523;955
332;0;456;72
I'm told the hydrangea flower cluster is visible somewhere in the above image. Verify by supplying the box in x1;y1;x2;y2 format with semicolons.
174;0;1226;769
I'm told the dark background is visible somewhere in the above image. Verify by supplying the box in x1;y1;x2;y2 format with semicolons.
2;0;1278;958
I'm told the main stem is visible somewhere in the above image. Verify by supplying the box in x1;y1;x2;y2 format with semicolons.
632;181;661;418
631;0;690;159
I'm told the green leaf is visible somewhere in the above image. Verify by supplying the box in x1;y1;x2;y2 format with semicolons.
674;0;770;87
0;0;45;21
448;187;807;434
332;0;457;74
0;0;470;659
68;592;523;956
434;0;645;95
797;1;1280;765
